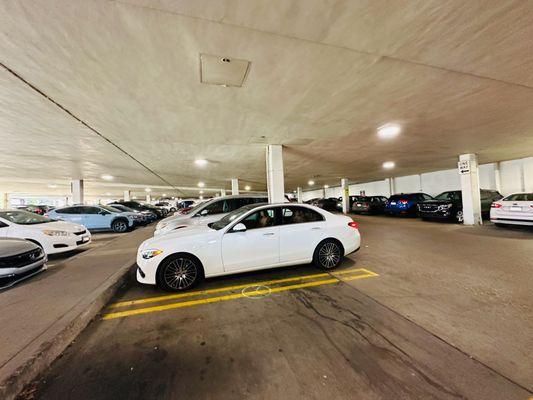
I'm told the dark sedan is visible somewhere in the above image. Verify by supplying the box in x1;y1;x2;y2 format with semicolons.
0;238;47;289
313;197;340;211
418;189;502;222
113;201;164;219
385;193;433;216
351;196;389;214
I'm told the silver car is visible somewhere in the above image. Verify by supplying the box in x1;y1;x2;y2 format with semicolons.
154;195;268;236
0;238;47;289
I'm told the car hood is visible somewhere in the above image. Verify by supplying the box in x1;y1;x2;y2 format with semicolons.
22;220;87;233
0;238;39;257
420;200;457;205
142;224;215;249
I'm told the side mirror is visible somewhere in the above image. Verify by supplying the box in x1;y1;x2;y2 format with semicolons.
232;223;247;232
200;209;208;216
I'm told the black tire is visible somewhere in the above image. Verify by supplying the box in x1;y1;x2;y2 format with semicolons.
313;239;343;270
111;218;128;233
455;210;464;223
156;254;202;292
494;223;506;228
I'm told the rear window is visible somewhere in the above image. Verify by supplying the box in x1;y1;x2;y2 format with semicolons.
503;193;533;201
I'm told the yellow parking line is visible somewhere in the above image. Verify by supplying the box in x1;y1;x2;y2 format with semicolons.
108;267;373;309
102;278;340;320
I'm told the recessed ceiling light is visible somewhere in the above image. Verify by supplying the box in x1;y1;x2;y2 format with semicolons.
323;185;329;189
47;184;57;189
383;161;396;169
199;195;204;200
199;190;204;194
145;188;152;192
101;174;113;181
162;193;167;197
308;180;315;186
198;182;205;188
105;192;111;196
195;159;208;167
377;124;401;140
244;185;251;191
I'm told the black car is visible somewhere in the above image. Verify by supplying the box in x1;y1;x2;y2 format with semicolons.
351;196;389;214
313;197;339;211
113;201;164;219
107;203;151;225
417;189;503;222
334;196;366;211
0;238;47;289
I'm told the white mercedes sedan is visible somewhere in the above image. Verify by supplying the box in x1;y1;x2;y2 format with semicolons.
137;203;361;291
490;192;533;227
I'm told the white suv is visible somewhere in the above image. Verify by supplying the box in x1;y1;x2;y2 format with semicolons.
154;195;268;236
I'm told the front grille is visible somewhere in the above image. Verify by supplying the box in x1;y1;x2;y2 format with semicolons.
0;248;44;269
0;264;45;287
419;204;438;212
73;230;87;236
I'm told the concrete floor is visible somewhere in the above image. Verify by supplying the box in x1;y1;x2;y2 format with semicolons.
18;216;533;399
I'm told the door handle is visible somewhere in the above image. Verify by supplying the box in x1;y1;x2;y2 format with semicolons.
263;232;275;236
311;227;321;230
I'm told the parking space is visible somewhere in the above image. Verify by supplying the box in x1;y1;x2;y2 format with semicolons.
19;216;533;399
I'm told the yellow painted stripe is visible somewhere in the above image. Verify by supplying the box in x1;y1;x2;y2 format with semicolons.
108;267;373;309
102;278;340;320
341;273;378;281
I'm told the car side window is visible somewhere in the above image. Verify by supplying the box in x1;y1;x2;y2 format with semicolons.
0;220;8;228
82;206;100;214
240;208;276;230
203;200;227;215
282;207;324;225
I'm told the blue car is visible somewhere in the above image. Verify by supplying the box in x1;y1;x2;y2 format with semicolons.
385;193;433;216
47;205;141;233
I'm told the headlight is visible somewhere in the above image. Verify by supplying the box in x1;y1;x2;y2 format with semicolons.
141;249;163;259
42;230;70;237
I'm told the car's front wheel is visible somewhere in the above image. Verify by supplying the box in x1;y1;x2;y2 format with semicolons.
455;210;464;223
313;239;343;270
111;219;128;233
156;254;202;291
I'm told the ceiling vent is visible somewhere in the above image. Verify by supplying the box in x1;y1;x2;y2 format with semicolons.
200;53;251;87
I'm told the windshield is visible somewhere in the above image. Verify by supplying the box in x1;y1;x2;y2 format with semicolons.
112;204;135;212
434;191;460;201
100;205;122;213
187;199;213;215
209;205;257;230
0;210;52;225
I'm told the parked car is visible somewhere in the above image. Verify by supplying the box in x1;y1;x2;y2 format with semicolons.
47;205;139;233
115;201;165;219
313;197;340;211
154;195;268;236
0;238;48;289
0;210;91;254
155;201;177;213
304;198;321;205
491;192;533;227
385;193;433;216
351;196;389;214
16;205;54;215
335;196;364;211
107;204;150;225
177;199;197;210
137;203;360;291
418;189;502;222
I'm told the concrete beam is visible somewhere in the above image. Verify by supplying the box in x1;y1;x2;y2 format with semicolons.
71;180;84;204
341;178;349;214
296;187;303;203
123;190;131;201
231;179;239;195
266;145;285;203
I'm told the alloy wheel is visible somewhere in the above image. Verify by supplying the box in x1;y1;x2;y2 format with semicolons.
163;258;198;290
318;242;341;269
114;220;127;232
456;211;464;223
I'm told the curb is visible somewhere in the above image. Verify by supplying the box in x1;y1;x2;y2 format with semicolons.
0;257;136;400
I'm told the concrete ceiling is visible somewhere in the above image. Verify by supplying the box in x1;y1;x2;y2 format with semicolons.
1;0;533;197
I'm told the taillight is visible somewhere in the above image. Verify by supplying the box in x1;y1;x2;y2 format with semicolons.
399;200;408;205
348;221;359;230
491;203;502;208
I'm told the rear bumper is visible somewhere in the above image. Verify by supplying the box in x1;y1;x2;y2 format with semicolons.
491;218;533;226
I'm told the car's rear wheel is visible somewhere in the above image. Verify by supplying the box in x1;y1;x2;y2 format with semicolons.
313;239;343;270
111;219;128;233
455;210;464;223
156;254;202;291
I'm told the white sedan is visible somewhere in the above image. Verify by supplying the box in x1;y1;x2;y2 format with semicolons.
137;203;360;291
0;210;91;254
490;192;533;226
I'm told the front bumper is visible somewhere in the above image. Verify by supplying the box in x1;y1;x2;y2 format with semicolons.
44;233;92;254
136;252;160;285
418;210;453;220
0;256;48;289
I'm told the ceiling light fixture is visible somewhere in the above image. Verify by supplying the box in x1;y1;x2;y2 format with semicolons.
383;161;396;169
199;190;204;194
47;184;58;189
194;159;208;167
323;185;329;189
377;123;401;140
198;182;205;188
308;180;315;186
244;185;251;191
145;188;152;192
162;193;167;197
105;192;111;196
101;174;114;181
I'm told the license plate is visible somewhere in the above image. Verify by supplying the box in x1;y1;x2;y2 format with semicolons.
510;206;522;212
390;202;396;205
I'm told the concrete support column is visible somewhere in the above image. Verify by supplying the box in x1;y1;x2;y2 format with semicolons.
341;178;349;214
459;153;482;225
221;189;227;196
123;190;131;201
494;162;502;193
266;145;285;203
146;194;151;203
387;178;395;197
1;193;8;209
523;157;533;192
231;179;239;195
71;180;84;204
296;187;303;203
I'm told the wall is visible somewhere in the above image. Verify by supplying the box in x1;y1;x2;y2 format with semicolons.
301;156;533;201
